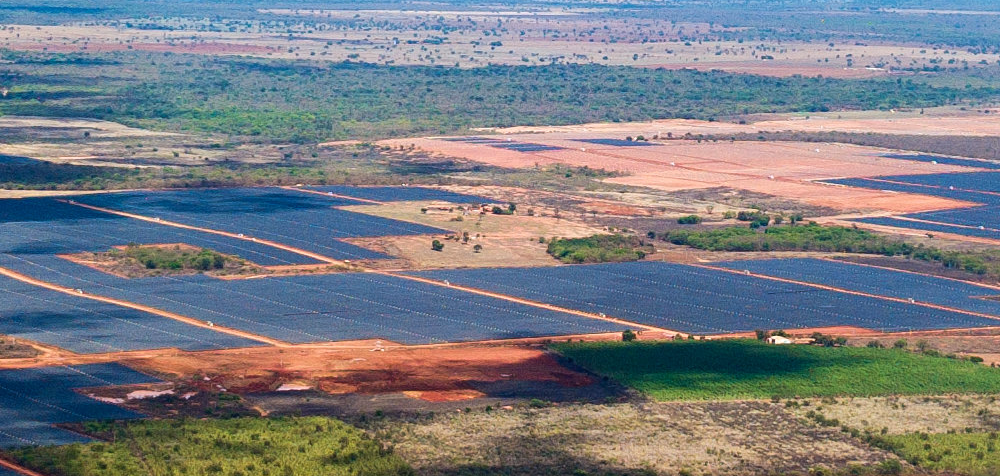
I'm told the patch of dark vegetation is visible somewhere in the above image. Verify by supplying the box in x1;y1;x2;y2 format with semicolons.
547;234;654;264
3;50;1000;143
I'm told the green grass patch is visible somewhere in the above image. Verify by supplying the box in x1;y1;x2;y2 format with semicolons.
546;234;653;264
876;431;1000;475
553;340;1000;400
4;417;413;476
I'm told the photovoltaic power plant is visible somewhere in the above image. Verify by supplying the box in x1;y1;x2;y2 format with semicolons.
0;271;263;353
408;262;1000;334
0;364;160;448
716;259;1000;318
0;254;618;344
71;188;449;260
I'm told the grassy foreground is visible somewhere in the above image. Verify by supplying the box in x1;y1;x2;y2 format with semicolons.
553;340;1000;400
876;432;1000;475
5;417;413;476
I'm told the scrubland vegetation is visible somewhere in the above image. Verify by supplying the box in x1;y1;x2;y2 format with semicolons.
554;339;1000;401
5;417;413;476
546;234;653;264
3;51;999;143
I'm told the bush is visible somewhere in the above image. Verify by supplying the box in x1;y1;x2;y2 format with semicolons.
431;240;444;252
622;330;637;342
894;339;909;350
677;215;702;225
546;235;653;264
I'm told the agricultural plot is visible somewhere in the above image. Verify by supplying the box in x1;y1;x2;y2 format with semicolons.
73;188;450;260
305;185;491;203
575;138;658;147
717;258;1000;318
0;270;262;354
409;262;1000;334
0;198;320;265
554;340;1000;400
881;154;1000;170
0;255;617;344
0;363;159;448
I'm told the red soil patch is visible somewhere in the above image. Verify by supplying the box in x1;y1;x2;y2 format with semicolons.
121;344;596;397
389;137;976;214
403;389;487;402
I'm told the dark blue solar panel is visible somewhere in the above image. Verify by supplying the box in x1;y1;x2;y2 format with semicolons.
0;364;160;448
716;258;1000;317
489;142;563;152
0;268;263;354
408;262;999;334
73;188;448;260
852;216;1000;241
881;154;1000;170
575;139;657;147
0;254;617;345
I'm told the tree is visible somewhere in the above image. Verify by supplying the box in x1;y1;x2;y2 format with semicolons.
622;329;637;342
755;329;770;340
866;340;884;348
431;240;444;252
916;339;931;352
893;339;908;350
507;203;517;214
473;244;483;253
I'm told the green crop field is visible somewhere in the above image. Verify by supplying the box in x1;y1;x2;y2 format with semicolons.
4;417;413;476
877;432;1000;475
553;340;1000;401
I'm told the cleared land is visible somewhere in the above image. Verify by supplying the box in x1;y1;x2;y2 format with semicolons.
383;136;979;213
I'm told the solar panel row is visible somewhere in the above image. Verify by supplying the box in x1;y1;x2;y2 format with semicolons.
0;364;160;449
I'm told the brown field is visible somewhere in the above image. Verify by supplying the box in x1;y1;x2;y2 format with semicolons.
383;136;978;213
482;110;1000;137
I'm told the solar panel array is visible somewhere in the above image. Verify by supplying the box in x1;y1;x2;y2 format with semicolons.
439;136;564;152
825;172;1000;240
881;154;1000;170
1;254;618;345
0;271;262;354
408;262;1000;334
575;138;658;147
0;364;160;448
717;259;1000;318
72;188;450;260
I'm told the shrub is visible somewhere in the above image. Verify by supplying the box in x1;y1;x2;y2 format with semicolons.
677;215;702;225
431;240;444;252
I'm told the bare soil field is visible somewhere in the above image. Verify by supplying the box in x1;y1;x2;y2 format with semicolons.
121;344;599;401
385;137;977;213
368;401;894;476
482;110;1000;137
